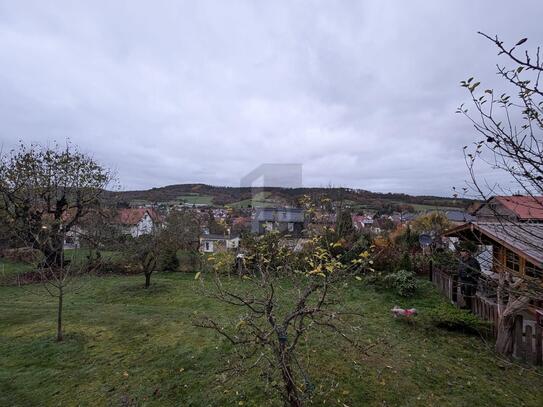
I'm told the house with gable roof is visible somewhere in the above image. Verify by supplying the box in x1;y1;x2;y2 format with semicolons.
117;208;161;238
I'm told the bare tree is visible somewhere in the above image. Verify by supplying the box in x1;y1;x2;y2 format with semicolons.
125;231;163;289
457;33;543;354
162;208;202;270
0;141;113;341
194;200;373;406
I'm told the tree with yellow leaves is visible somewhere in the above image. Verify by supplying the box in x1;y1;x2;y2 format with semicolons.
194;198;374;407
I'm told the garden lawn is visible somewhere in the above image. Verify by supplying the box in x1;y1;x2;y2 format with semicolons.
0;259;33;283
1;273;542;406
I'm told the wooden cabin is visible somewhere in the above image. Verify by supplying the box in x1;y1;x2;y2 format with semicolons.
444;222;542;278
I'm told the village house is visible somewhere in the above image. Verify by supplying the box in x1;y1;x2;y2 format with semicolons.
471;195;543;223
200;233;240;253
445;209;476;225
251;207;305;236
117;208;161;238
352;214;374;230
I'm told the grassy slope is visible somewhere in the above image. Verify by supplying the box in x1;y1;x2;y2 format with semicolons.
226;192;281;209
177;195;214;205
0;259;33;283
1;273;541;407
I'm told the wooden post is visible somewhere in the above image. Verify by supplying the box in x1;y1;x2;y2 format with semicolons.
429;259;433;282
525;325;534;364
514;315;525;361
451;274;458;304
535;324;542;366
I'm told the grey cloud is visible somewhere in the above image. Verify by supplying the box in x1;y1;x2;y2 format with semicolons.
0;0;541;195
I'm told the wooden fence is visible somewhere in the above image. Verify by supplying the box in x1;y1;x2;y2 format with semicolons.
431;268;455;302
513;315;543;365
430;267;543;365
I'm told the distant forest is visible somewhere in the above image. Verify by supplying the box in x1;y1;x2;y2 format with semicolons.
110;184;472;212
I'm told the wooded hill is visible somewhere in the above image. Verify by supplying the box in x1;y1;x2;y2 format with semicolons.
112;184;472;212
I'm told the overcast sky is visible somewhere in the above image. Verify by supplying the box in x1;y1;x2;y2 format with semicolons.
1;1;542;195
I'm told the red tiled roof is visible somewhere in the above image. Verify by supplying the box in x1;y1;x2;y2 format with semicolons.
495;196;543;221
232;216;250;225
117;208;160;225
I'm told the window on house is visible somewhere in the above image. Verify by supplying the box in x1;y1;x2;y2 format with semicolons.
505;250;520;272
204;242;211;252
492;246;502;273
526;261;543;278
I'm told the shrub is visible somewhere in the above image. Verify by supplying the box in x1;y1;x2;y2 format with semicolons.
94;257;141;275
206;251;236;275
411;252;430;274
159;248;180;272
431;250;458;273
427;303;491;335
384;269;418;297
396;252;413;272
372;244;401;272
1;247;42;264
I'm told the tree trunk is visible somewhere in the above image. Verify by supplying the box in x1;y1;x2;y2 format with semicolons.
495;319;515;355
278;338;302;407
495;293;528;356
281;361;302;407
56;288;63;342
41;245;64;269
145;272;151;288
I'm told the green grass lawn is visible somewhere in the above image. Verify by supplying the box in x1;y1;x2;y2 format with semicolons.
177;194;214;205
227;192;284;209
0;259;33;283
64;249;121;264
1;273;542;406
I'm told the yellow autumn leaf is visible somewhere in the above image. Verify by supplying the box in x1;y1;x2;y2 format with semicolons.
194;272;201;280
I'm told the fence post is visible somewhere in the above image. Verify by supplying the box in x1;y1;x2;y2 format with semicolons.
451;274;458;304
514;315;525;361
535;324;542;366
525;325;535;364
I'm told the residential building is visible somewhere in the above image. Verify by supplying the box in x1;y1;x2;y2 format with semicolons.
251;207;305;236
445;210;476;224
472;195;543;222
117;208;161;237
200;233;240;253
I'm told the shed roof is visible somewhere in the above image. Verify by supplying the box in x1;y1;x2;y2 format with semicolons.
444;222;543;267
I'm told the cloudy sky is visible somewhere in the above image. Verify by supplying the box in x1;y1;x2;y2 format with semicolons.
0;1;541;195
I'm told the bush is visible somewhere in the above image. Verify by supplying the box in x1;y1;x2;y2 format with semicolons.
1;247;42;264
431;250;458;274
159;248;180;272
94;257;141;275
427;303;491;335
411;252;430;274
372;244;401;273
206;251;236;275
384;269;418;297
396;252;413;272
